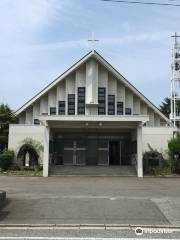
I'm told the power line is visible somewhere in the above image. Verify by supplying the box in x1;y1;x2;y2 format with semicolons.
100;0;180;7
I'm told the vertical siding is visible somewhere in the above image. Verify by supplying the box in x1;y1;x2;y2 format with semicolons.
33;102;40;120
98;66;108;88
86;59;98;104
147;108;155;126
154;114;160;126
40;95;48;115
125;89;133;114
48;88;57;114
18;113;26;124
25;108;33;124
133;96;140;115
140;101;148;115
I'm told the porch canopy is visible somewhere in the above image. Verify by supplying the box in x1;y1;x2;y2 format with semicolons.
39;115;149;128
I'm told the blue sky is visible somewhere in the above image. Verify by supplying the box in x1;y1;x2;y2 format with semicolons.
0;0;179;110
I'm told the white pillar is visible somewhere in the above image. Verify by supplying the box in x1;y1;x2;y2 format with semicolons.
43;126;49;177
137;125;143;177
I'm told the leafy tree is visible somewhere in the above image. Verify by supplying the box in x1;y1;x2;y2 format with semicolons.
0;104;17;152
168;136;180;174
159;97;171;118
159;97;180;118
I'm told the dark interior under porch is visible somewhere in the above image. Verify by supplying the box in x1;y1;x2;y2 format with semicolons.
49;129;137;167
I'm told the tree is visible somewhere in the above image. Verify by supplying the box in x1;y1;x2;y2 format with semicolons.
159;96;180;119
159;97;171;118
0;104;17;152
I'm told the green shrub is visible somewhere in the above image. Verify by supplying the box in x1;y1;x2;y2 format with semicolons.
168;136;180;154
143;145;165;174
168;136;180;174
0;150;14;170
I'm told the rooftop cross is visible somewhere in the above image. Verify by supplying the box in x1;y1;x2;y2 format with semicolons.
88;32;99;51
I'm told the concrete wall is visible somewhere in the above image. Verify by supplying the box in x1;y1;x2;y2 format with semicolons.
142;127;175;154
8;124;46;165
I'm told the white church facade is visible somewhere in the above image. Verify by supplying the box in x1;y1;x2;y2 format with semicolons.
8;50;177;177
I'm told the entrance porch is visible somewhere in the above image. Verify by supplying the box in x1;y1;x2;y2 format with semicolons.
40;115;148;177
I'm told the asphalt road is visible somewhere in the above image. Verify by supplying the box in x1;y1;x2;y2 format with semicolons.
0;176;180;238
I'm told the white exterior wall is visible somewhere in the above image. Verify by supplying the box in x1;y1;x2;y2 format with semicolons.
154;114;160;127
48;88;57;114
140;101;148;115
33;102;40;119
57;81;66;101
19;113;26;124
147;108;155;126
86;59;98;104
25;108;33;124
40;95;48;115
76;66;86;87
98;66;108;88
125;89;133;114
133;96;140;115
8;125;46;165
142;127;175;154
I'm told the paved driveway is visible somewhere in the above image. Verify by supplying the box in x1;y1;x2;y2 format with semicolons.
0;176;180;226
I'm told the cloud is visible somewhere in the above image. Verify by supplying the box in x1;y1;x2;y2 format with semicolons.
0;0;71;48
0;30;172;56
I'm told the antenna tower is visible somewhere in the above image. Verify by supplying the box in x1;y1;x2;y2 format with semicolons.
170;33;180;127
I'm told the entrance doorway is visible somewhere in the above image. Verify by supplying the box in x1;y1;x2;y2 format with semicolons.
109;141;120;165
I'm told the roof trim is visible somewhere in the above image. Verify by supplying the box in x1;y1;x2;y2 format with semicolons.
16;50;169;122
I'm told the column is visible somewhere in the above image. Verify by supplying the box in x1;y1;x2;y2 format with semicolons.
137;124;143;177
43;126;50;177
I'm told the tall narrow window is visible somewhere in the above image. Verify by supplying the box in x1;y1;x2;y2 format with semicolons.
125;108;131;115
68;94;75;115
108;95;115;115
117;102;124;115
50;107;56;115
78;87;85;114
58;101;65;115
98;88;106;115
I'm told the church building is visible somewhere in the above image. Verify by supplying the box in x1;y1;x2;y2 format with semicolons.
8;50;176;177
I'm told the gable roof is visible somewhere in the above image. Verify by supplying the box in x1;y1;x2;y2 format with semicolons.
16;50;169;122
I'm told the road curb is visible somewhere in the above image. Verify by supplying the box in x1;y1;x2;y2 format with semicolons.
0;223;179;229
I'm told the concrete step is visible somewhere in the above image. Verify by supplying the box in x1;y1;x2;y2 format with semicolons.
49;165;137;176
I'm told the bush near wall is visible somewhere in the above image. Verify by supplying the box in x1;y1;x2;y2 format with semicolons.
0;150;14;170
168;136;180;174
143;145;171;175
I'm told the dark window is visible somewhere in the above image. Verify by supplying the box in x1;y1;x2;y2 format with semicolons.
50;107;56;115
34;119;40;125
78;87;85;114
58;101;65;115
108;95;115;115
117;102;124;115
125;108;131;115
68;94;75;115
98;88;106;115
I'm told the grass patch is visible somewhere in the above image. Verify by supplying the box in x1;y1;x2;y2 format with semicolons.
146;167;178;176
0;170;43;177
